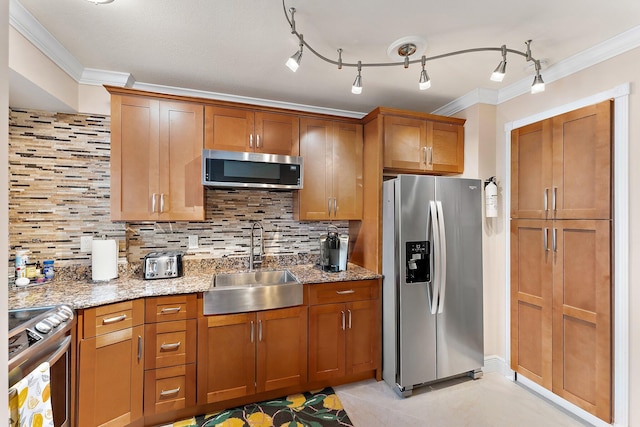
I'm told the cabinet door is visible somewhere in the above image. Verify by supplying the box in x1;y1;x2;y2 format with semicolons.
383;115;426;171
297;118;332;220
77;325;144;427
110;95;160;221
426;121;464;173
552;100;612;220
256;306;308;393
332;122;363;220
511;120;553;219
204;106;254;152
158;101;205;221
510;219;552;389
255;112;299;155
197;313;256;404
551;220;611;422
308;304;345;382
345;299;378;375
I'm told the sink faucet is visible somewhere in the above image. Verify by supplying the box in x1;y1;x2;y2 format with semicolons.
249;221;264;271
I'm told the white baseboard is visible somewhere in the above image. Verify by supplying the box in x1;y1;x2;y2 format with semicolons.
483;355;511;377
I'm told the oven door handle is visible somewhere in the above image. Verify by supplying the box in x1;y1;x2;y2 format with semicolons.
46;335;72;366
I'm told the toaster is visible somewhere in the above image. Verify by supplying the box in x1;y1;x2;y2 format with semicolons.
143;251;184;280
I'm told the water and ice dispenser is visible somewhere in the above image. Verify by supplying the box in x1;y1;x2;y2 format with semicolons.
405;241;430;283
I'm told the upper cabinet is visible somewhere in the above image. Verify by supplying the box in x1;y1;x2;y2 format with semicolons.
511;100;612;220
110;91;205;221
205;106;299;156
381;109;464;175
294;118;363;220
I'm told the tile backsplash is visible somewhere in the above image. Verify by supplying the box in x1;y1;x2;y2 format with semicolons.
8;108;347;275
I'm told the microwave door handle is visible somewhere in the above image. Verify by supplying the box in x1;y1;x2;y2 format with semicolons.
436;201;447;314
429;200;440;315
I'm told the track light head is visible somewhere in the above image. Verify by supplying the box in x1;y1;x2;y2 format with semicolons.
286;35;304;72
490;45;507;82
530;60;545;94
419;56;431;90
352;61;363;94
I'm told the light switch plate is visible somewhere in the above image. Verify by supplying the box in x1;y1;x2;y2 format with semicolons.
188;235;199;249
80;236;93;253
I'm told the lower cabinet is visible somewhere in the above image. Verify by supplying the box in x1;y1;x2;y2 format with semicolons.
308;280;380;382
197;305;308;404
77;300;145;427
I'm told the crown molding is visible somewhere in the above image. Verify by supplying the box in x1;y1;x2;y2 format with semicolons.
132;82;366;118
80;68;135;87
9;0;84;81
432;88;498;116
434;24;640;116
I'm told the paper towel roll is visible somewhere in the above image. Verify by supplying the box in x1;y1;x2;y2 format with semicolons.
92;239;118;281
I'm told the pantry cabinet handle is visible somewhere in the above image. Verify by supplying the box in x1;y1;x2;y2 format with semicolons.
428;147;433;165
328;198;332;216
160;307;181;315
552;228;557;253
552;187;557;213
102;314;126;325
341;311;345;331
333;198;338;216
137;335;142;361
421;147;427;165
160;193;165;213
160;387;180;397
250;134;253;148
544;188;549;214
336;290;355;295
250;321;254;343
160;341;181;351
257;134;261;148
348;309;352;329
258;320;263;342
151;193;157;213
544;228;549;252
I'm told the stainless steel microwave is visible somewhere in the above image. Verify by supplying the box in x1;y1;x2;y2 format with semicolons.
202;149;303;189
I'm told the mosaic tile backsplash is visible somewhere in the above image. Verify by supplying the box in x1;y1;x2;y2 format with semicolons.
8;108;347;279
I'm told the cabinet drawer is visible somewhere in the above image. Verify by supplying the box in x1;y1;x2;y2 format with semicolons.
145;294;197;323
309;280;380;305
144;364;196;416
145;319;196;369
82;299;144;338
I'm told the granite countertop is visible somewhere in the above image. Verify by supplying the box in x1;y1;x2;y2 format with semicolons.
8;263;381;311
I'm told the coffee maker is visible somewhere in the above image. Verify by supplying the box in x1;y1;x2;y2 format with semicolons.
319;226;348;272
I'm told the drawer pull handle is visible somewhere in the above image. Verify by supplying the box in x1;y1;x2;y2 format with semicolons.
102;314;126;325
336;290;355;295
160;387;181;397
160;341;181;351
160;307;181;315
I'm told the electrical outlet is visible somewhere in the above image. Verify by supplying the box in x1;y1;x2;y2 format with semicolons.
188;235;199;249
80;236;93;253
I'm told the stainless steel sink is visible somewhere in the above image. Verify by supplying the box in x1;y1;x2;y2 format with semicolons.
203;270;302;315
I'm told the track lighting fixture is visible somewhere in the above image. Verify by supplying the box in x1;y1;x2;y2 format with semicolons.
352;62;363;94
419;56;431;90
283;2;545;95
490;45;507;82
87;0;114;4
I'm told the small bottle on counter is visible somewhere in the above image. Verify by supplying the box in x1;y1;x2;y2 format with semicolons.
43;260;55;281
15;250;29;279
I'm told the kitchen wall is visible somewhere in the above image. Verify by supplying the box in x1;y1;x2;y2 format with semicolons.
8;108;347;277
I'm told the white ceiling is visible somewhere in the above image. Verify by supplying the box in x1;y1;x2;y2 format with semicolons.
11;0;640;115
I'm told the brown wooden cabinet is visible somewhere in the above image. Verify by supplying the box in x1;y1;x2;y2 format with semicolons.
143;295;197;417
383;113;464;175
308;280;380;382
294;118;363;220
204;106;299;155
197;305;308;405
510;100;613;423
511;101;612;220
77;299;145;427
110;92;205;221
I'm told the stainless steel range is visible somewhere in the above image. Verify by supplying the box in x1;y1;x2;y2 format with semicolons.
9;304;76;427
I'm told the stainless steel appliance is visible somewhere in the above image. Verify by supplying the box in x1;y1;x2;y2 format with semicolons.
319;226;348;272
202;149;303;189
382;174;484;397
9;304;76;427
143;251;184;279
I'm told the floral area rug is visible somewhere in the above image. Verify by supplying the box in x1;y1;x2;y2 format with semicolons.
173;387;354;427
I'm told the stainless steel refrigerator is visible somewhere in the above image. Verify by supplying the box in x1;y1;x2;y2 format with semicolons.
382;174;484;397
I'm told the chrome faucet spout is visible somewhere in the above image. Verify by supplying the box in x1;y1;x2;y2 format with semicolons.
249;221;264;271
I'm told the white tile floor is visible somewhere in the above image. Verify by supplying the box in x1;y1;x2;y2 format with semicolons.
334;372;592;427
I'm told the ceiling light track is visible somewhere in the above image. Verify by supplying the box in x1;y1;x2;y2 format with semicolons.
283;0;545;95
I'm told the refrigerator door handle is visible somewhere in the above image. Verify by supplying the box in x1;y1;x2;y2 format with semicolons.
436;201;447;314
428;200;440;315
